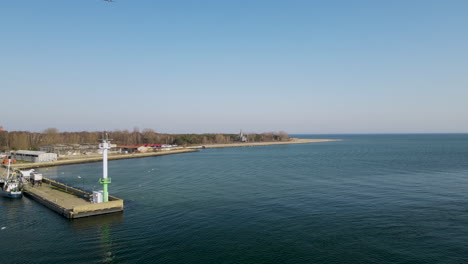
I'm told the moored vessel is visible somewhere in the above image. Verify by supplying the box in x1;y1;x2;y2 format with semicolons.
0;181;23;198
0;159;23;198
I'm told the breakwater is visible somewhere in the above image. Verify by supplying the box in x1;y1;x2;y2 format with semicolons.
23;177;124;219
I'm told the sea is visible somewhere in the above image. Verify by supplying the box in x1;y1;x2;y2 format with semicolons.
1;134;468;264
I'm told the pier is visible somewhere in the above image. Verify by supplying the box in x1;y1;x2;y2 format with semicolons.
23;177;123;219
5;136;126;219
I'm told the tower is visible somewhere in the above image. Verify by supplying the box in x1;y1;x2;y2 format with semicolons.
99;134;112;202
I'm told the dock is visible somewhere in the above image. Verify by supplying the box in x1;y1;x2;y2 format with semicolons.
23;177;124;219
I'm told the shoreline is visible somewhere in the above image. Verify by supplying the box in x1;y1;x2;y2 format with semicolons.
9;149;198;170
8;138;338;170
190;138;339;149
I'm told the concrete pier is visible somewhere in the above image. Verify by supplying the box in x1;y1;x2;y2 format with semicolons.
23;178;123;219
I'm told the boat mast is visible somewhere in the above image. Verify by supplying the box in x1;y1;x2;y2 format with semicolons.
6;159;10;180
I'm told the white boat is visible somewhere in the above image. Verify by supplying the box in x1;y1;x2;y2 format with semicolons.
0;160;22;198
0;181;22;198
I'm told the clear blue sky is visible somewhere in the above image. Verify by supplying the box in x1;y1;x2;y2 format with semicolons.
1;0;467;134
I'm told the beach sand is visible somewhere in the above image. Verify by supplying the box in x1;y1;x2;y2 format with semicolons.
195;138;338;149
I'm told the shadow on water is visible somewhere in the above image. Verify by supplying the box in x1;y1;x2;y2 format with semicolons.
70;213;124;264
70;212;124;231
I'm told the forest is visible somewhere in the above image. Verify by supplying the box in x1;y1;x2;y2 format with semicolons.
0;128;290;151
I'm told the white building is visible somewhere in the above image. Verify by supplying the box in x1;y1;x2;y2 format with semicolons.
137;146;149;152
12;150;58;163
237;130;248;142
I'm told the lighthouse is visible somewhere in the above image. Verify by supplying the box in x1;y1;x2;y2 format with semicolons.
99;134;112;202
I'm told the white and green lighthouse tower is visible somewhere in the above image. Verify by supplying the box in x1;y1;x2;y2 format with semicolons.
99;135;112;202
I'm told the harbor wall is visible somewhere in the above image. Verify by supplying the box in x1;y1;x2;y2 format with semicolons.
72;200;123;214
23;186;72;218
24;177;124;219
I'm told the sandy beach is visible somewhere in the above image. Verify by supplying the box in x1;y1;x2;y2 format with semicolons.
193;138;339;149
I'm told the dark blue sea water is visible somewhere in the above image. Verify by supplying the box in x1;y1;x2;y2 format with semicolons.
1;134;468;263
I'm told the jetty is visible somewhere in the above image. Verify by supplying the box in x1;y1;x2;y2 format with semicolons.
19;136;124;219
23;177;123;219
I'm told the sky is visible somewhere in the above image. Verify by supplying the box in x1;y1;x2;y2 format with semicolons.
1;0;467;134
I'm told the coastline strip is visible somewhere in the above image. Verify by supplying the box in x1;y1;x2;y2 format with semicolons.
8;138;338;169
192;138;338;149
10;149;198;170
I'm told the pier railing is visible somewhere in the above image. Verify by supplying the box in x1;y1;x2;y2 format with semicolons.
42;177;120;201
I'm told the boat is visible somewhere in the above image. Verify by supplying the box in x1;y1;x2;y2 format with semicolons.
0;181;22;198
0;159;23;198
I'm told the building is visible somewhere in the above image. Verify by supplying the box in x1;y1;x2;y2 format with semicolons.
237;130;248;142
118;145;139;154
137;146;149;153
39;143;119;156
12;150;58;163
117;144;180;153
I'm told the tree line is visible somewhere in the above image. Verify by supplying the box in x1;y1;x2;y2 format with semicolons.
0;128;290;151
